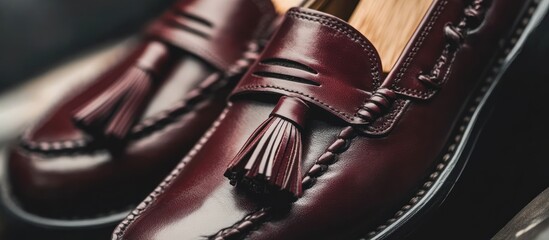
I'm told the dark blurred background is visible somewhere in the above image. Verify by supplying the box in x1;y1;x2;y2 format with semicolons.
0;0;547;239
0;0;175;92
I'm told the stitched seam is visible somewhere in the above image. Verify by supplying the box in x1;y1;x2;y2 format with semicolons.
19;137;93;153
440;50;458;86
390;0;448;98
113;106;231;239
354;1;447;124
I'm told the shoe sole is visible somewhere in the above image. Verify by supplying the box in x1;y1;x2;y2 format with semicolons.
366;0;549;239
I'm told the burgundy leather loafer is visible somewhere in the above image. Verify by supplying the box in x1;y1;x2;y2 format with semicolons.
113;0;547;239
1;0;276;228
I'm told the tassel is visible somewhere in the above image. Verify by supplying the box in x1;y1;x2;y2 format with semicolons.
225;96;309;200
73;41;170;145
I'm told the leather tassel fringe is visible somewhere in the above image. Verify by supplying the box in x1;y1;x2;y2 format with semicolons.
225;96;309;200
73;41;170;145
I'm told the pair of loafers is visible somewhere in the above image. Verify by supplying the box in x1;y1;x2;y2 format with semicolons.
2;0;546;239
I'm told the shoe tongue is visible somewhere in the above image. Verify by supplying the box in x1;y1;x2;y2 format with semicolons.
264;8;382;91
232;8;383;124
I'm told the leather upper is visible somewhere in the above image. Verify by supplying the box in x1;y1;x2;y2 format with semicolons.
23;0;275;147
8;0;276;218
115;0;532;239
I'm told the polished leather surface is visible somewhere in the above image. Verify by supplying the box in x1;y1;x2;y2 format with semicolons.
7;0;275;218
231;12;382;125
117;0;531;239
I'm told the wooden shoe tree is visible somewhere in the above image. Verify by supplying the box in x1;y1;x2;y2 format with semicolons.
272;0;434;72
